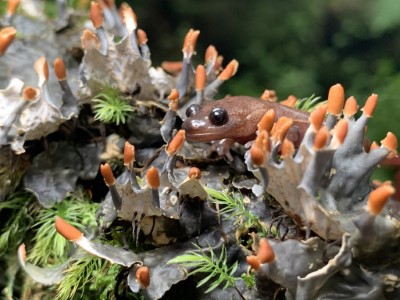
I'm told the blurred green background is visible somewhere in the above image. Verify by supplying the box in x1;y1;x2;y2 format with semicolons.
129;0;400;146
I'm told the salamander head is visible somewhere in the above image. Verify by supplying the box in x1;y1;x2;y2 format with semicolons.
182;96;271;144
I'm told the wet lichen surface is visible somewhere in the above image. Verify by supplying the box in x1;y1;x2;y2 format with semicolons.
1;2;400;300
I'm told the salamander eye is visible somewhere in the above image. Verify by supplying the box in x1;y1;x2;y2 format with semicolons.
209;107;228;126
186;104;200;118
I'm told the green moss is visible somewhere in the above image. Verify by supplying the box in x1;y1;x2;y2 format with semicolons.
0;191;36;256
92;87;134;125
206;187;268;236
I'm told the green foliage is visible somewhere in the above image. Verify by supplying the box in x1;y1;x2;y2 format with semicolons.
56;256;121;300
241;273;256;289
87;263;121;300
206;187;267;236
0;191;35;256
295;94;324;112
92;87;133;125
167;243;240;294
27;191;99;266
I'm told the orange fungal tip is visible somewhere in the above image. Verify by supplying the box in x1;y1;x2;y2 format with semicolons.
343;96;358;118
188;167;201;179
146;166;160;189
250;144;265;166
22;87;38;101
361;94;378;117
205;45;218;64
18;244;26;262
182;29;200;57
168;89;179;111
136;266;150;288
168;89;179;101
246;255;260;270
90;1;104;29
369;141;380;152
137;29;148;45
166;130;185;156
271;117;293;143
309;105;327;131
120;3;137;31
168;99;178;111
195;65;206;91
257;238;275;264
260;89;277;102
100;163;115;186
161;61;183;74
257;109;275;133
81;29;99;49
250;131;269;166
332;119;348;145
313;127;329;150
218;59;239;81
381;132;398;158
54;58;67;81
367;184;395;216
55;217;83;241
281;95;297;107
34;56;49;81
124;141;135;166
0;27;16;55
327;83;344;116
183;28;200;50
281;139;295;158
7;0;20;15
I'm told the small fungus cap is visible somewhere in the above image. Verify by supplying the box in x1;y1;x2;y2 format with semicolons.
167;130;185;156
257;109;275;133
0;27;17;55
367;184;395;216
90;1;104;29
218;59;239;81
146;166;160;189
257;238;275;263
195;65;206;91
124;141;135;166
55;217;83;241
309;104;327;131
100;163;115;186
188;167;201;179
22;86;39;101
246;255;260;270
327;83;344;116
54;58;67;81
136;266;150;288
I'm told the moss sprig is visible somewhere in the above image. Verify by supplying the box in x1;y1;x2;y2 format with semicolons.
56;255;112;300
206;187;267;236
167;243;242;295
295;94;324;112
0;190;36;256
92;87;133;125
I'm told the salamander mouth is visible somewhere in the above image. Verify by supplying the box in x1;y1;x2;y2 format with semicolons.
184;131;224;143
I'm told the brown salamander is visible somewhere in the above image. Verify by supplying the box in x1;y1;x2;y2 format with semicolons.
182;96;310;145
